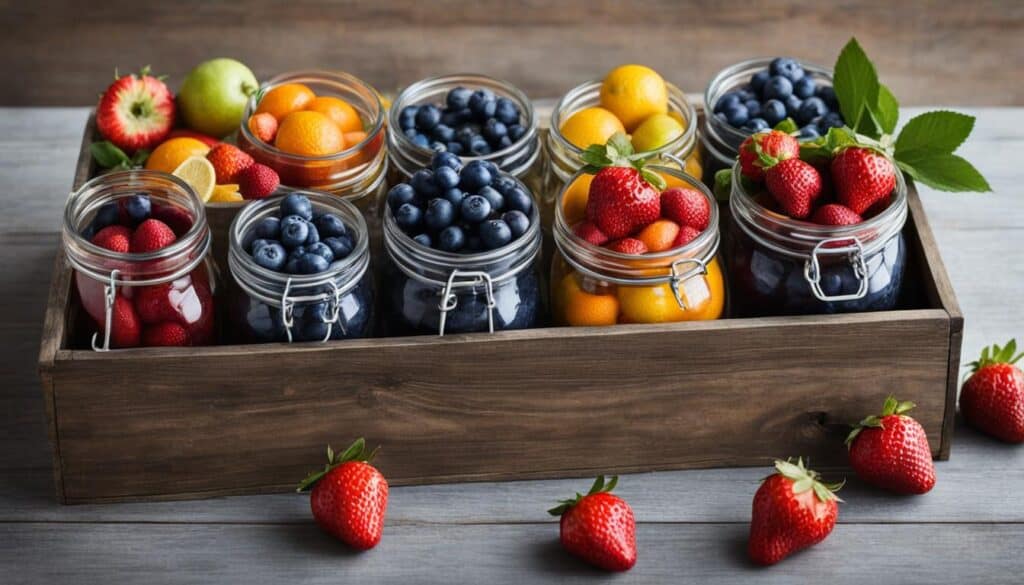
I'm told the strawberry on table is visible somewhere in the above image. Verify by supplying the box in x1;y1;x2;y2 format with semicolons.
297;438;389;550
206;143;255;184
580;133;665;239
549;475;636;572
846;396;936;494
96;66;176;154
748;458;841;566
238;163;280;200
738;130;800;182
960;340;1024;443
764;158;822;219
831;147;896;214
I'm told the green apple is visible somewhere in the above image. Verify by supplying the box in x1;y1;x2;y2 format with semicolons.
178;58;258;138
630;113;685;153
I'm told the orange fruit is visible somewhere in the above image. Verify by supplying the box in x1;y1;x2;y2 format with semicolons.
616;257;725;323
559;107;625;150
145;137;211;174
637;219;681;252
561;173;594;224
274;111;346;157
256;83;316;121
343;130;367;146
306;96;363;133
559;273;619;327
599;65;669;132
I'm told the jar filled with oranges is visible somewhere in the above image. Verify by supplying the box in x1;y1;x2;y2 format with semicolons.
551;163;725;327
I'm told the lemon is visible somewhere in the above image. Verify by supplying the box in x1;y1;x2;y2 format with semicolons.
209;184;243;203
559;107;626;150
631;113;685;152
172;156;216;203
145;137;211;174
600;65;668;132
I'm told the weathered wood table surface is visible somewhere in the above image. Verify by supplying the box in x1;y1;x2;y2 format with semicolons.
1;107;1022;584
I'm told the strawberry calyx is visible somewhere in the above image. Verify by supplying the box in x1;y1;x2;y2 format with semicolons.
968;339;1022;373
548;475;619;516
771;458;844;503
580;132;667;191
296;437;378;492
845;395;916;446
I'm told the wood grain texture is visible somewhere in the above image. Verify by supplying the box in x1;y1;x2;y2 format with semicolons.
1;1;1022;106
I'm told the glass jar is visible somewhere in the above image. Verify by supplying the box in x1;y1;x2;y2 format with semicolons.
728;161;908;316
62;170;218;349
381;175;543;336
551;166;725;326
227;191;374;343
702;58;834;179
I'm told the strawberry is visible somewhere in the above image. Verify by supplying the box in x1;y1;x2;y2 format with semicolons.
151;204;194;237
607;237;648;255
106;295;141;348
238;163;280;199
297;438;389;550
130;219;177;253
831;147;897;214
811;203;862;226
572;221;609;246
581;133;665;239
247;113;279;144
673;225;701;247
846;396;936;494
166;129;220;147
765;158;822;219
749;458;841;566
142;322;190;347
960;340;1024;443
206;143;254;184
738;130;800;182
95;67;175;154
91;225;132;253
133;284;178;324
549;476;636;572
660;187;710;231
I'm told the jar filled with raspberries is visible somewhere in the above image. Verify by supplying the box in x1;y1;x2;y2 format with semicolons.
227;192;374;343
728;130;908;316
62;170;218;349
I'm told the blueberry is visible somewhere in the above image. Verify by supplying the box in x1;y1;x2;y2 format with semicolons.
124;193;151;224
94;201;120;229
750;70;771;94
468;137;491;155
284;249;305;274
415;104;442;130
411;169;440;197
762;99;787;126
744;99;762;119
432;151;463;173
81;223;96;240
460;160;493;191
769;57;805;82
298;253;330;274
816;86;838;109
507;124;527;142
442;188;466;207
784;95;803;117
446;141;464;155
249;238;272;253
714;91;742;113
424;197;456;231
496;136;513;149
478;186;504;212
793;76;816;99
412;134;430;147
395;203;423;231
254;216;281;240
491;175;518;196
413;233;432;248
797;97;828;125
722;102;749;127
460;194;492;223
465;235;483;252
432;123;455;143
502;210;530;238
433;165;460;190
306;242;335;263
446;87;473;110
281;193;313;221
438;225;466;252
736;88;757;102
714;112;728;124
504;186;532;214
798;125;821;140
743;118;770;132
494;98;520;125
763;76;793;101
398;106;419;131
314;214;346;238
483;119;507;144
468;89;496;120
442;108;472;127
404;127;419;139
818;111;845;131
479;219;512;249
456;126;478;148
304;222;320;245
387;183;416;211
431;142;447;152
323;235;354;259
481;160;500;177
281;217;310;248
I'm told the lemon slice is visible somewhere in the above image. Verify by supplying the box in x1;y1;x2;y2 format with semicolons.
172;156;216;203
209;184;244;203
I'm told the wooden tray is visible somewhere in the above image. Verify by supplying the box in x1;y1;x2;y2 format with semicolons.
37;114;963;504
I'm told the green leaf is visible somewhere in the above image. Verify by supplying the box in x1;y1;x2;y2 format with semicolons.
897;153;991;192
90;141;130;169
773;118;798;134
792;477;813;494
895;111;975;162
588;475;605;495
603;476;618;493
824;126;858;152
833;38;880;132
639;168;667;191
713;169;733;201
338;437;366;463
875;84;899;135
130;148;151;167
853;106;882;139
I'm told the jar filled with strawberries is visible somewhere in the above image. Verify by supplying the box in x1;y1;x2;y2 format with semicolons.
62;170;218;349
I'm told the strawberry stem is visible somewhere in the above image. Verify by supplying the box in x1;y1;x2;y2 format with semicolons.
845;395;916;446
968;339;1022;373
772;458;843;503
296;437;377;492
547;475;620;516
579;132;667;190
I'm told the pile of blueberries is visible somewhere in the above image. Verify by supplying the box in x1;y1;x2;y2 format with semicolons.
713;57;844;139
387;152;534;253
247;193;355;275
398;87;528;156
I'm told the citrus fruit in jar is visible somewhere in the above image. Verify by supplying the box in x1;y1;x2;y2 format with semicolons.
559;272;619;327
559;107;625;150
145;137;211;174
562;173;594;224
599;65;668;132
306;96;363;133
631;113;684;152
274;111;346;157
616;257;724;322
256;83;316;122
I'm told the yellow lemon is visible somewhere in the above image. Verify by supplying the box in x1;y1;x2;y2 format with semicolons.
559;107;625;150
600;65;669;132
209;184;244;203
631;113;685;152
172;156;216;203
145;137;211;174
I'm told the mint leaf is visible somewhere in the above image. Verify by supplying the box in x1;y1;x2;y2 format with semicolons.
897;153;991;192
875;84;899;135
895;110;975;161
833;38;880;133
824;126;858;152
90;141;130;169
773;118;798;134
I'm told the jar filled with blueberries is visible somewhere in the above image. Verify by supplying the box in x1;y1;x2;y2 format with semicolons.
702;57;843;178
382;152;543;335
228;191;374;343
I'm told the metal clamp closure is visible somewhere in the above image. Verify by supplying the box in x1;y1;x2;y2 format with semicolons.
278;278;346;343
803;237;869;302
669;258;709;310
90;269;120;352
437;270;496;337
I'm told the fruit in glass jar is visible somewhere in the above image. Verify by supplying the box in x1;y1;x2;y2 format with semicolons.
275;111;346;156
558;273;619;327
599;65;668;132
559;107;625;150
247;112;279;143
178;58;258;138
630;113;684;152
256;82;317;121
616;258;724;323
306;96;363;133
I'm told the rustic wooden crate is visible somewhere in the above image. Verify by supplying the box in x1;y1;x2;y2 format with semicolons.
38;114;963;504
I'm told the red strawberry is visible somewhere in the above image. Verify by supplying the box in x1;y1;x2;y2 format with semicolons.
130;219;177;253
660;187;710;231
960;340;1024;443
133;284;178;324
831;147;897;214
673;225;701;247
206;143;254;184
749;458;841;566
298;438;389;550
549;476;636;572
572;221;609;246
142;322;190;347
238;163;281;199
95;67;175;154
765;158;822;219
166;128;220;147
247;113;279;144
607;237;648;255
846;396;936;494
739;130;800;182
91;225;132;253
105;295;141;348
151;204;194;237
581;133;664;239
811;203;862;226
